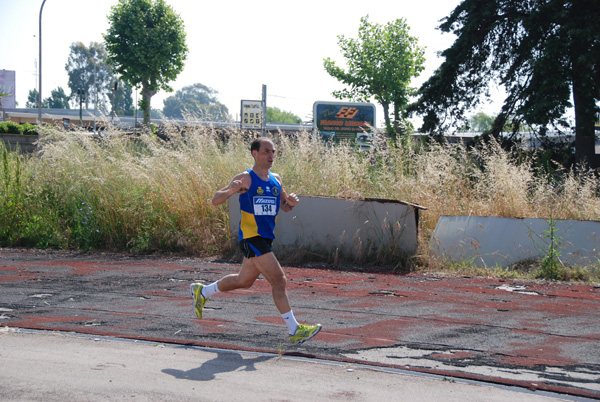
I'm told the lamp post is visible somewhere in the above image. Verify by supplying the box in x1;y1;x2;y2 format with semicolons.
38;0;47;127
92;55;97;132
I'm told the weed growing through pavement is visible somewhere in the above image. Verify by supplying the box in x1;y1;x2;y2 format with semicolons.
538;215;563;280
535;186;567;281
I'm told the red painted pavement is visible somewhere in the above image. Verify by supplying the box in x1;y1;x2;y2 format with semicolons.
0;248;599;399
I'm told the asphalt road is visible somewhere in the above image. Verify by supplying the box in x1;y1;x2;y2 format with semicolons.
0;248;599;400
0;328;575;402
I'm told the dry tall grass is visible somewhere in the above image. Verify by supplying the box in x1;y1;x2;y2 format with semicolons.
276;134;600;239
3;123;600;270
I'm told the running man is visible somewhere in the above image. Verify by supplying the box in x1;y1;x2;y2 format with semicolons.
191;137;322;345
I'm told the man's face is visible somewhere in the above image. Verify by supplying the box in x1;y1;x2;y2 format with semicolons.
253;140;275;169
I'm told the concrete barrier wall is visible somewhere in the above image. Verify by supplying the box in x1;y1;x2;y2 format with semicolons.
429;215;600;268
229;195;422;257
0;134;37;153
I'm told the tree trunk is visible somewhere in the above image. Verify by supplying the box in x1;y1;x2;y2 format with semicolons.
572;80;598;169
381;102;393;140
141;83;156;125
393;103;401;134
570;0;598;170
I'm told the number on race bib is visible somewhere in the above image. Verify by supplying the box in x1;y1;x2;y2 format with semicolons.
253;196;277;216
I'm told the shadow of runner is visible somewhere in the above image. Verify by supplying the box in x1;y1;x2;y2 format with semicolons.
162;351;274;381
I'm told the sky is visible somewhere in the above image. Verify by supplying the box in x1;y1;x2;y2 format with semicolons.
0;0;499;126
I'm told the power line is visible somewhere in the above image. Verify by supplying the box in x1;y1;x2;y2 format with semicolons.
268;93;313;102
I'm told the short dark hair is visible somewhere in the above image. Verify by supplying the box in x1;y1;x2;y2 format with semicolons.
250;137;273;153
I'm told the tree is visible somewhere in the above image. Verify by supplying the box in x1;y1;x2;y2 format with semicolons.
111;83;135;116
468;112;495;133
162;83;230;121
411;0;600;168
104;0;188;125
65;42;112;111
26;87;71;109
66;42;135;116
267;107;301;124
323;16;425;138
26;89;41;108
45;87;70;109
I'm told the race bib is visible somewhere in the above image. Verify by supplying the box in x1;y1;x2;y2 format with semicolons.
253;196;277;216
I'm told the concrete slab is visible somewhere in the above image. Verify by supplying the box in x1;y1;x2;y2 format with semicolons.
430;215;600;268
0;248;599;399
229;195;424;256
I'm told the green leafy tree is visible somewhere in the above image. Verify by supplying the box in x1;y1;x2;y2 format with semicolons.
324;16;425;138
66;42;134;115
411;0;600;168
468;112;495;133
45;87;70;109
26;87;71;109
26;89;38;108
26;89;45;108
266;107;301;124
111;83;135;116
65;42;112;111
162;83;229;121
104;0;188;124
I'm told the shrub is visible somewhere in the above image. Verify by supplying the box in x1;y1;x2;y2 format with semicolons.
0;121;38;135
0;121;22;134
21;123;38;135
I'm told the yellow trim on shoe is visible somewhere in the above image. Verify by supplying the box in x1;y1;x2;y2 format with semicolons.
289;323;322;345
190;283;208;319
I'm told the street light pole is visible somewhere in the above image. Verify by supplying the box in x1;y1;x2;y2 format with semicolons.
262;84;267;137
38;0;47;127
93;56;97;132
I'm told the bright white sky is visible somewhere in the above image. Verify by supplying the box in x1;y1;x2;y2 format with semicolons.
0;0;499;126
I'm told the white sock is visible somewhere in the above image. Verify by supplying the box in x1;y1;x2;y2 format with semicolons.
281;310;299;335
201;281;220;298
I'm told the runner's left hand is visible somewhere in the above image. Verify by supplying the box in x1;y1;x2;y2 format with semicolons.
286;193;299;207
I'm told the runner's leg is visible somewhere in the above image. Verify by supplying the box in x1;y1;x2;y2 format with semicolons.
213;251;292;314
250;252;291;314
216;257;261;292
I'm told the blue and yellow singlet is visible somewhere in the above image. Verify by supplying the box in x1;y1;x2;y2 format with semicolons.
238;169;281;241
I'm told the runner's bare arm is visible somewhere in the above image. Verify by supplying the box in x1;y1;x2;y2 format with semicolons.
274;173;299;212
212;172;251;206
